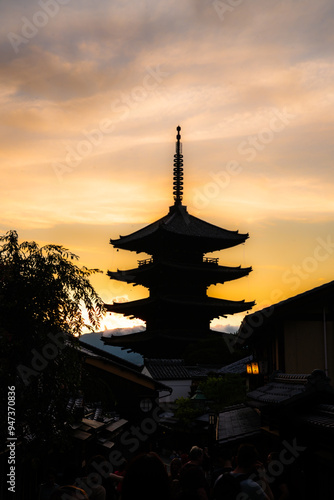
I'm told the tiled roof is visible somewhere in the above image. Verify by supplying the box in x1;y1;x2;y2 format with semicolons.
79;334;144;367
144;357;255;381
111;204;248;253
186;366;212;377
247;370;334;406
296;404;334;430
78;344;171;392
217;404;261;444
145;359;191;380
218;355;253;374
162;208;248;242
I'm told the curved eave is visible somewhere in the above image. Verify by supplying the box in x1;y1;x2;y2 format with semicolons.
165;296;255;315
107;269;138;284
105;296;255;319
107;263;252;286
111;231;248;254
110;212;169;248
110;205;249;254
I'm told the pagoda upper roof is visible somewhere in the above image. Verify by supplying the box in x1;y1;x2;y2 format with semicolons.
110;204;249;254
108;260;252;286
105;295;255;319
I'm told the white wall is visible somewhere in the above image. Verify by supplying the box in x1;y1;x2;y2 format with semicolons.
141;367;192;402
159;379;192;403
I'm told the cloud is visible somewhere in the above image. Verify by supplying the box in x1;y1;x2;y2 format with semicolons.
1;0;334;332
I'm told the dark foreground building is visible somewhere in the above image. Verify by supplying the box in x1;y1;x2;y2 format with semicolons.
104;127;254;357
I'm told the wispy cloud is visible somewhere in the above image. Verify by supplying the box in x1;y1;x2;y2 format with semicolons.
1;0;334;330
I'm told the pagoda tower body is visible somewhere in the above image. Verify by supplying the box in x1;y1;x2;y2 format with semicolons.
104;127;254;357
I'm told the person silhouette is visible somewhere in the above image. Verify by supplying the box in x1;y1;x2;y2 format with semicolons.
121;452;170;500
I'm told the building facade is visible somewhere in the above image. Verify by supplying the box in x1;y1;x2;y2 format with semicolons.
238;280;334;382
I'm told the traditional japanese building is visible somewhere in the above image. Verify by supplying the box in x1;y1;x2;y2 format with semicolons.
104;127;254;357
238;280;334;382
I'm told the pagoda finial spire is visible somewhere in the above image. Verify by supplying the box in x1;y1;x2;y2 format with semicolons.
173;125;184;205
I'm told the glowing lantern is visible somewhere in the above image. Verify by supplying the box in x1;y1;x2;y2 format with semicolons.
251;362;259;374
247;362;259;374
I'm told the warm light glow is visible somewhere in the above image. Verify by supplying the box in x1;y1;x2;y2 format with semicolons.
247;362;259;375
103;313;145;331
251;362;260;375
1;1;333;334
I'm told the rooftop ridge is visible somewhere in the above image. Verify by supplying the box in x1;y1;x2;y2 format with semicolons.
274;373;309;383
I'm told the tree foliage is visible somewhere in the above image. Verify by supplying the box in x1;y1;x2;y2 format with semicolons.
174;375;246;425
199;374;246;411
174;397;202;425
0;230;105;455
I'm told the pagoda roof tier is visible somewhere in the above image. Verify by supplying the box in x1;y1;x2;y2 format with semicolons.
105;296;255;320
102;328;226;357
110;204;248;254
107;261;252;287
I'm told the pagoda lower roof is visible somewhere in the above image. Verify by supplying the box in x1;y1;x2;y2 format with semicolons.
102;328;227;357
105;296;255;319
107;261;252;286
110;204;248;254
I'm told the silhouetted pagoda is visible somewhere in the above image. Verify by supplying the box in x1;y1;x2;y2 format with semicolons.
104;127;254;357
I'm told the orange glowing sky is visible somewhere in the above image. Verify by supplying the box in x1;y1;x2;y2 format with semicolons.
1;0;334;332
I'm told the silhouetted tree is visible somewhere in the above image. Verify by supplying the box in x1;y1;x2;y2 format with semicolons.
0;230;105;456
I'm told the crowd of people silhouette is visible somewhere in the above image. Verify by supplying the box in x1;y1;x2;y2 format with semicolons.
37;441;306;500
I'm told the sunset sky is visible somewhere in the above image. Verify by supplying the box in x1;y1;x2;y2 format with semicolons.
1;0;334;333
